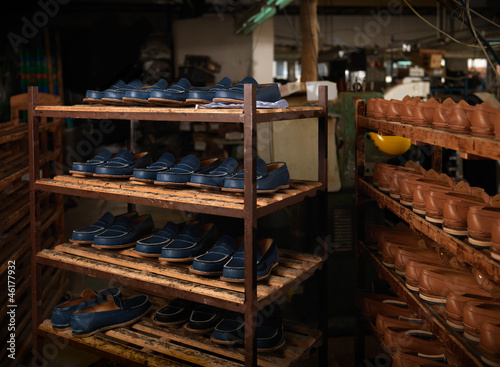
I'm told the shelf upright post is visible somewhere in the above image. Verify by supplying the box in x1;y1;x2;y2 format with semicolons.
28;86;44;361
243;83;258;367
127;119;138;214
316;85;329;365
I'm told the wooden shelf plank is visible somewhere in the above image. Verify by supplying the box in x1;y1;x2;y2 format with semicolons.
34;175;324;219
358;115;500;161
358;241;483;367
359;179;500;284
0;119;62;144
34;104;325;124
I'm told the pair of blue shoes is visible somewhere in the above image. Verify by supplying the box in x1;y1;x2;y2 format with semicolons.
71;211;155;250
51;287;151;337
135;221;218;262
70;149;152;178
84;79;146;105
189;235;279;282
211;303;285;352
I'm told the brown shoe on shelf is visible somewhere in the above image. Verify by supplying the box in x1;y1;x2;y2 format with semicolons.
463;301;500;343
480;321;500;367
448;100;474;134
383;326;445;356
375;313;427;338
366;98;378;118
491;217;500;263
399;173;451;210
386;96;412;122
445;291;496;332
467;205;500;249
405;258;466;292
382;238;431;269
432;97;455;130
411;176;455;216
389;171;423;201
470;101;499;137
367;98;389;119
494;115;500;140
358;292;413;321
400;97;422;124
442;191;490;237
418;268;491;304
376;226;422;255
379;165;420;194
412;97;439;127
365;222;413;250
394;246;451;277
392;349;450;367
424;180;474;226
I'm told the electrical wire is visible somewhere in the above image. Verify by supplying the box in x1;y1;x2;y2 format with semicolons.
451;0;500;29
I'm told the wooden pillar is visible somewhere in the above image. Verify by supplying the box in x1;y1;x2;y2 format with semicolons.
300;0;318;82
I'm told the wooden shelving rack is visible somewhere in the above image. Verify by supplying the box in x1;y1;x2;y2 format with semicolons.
354;98;500;367
28;85;330;367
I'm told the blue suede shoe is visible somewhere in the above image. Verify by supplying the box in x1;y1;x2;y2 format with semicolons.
71;211;138;244
211;311;245;345
153;298;195;326
221;239;278;282
154;155;222;186
101;79;144;104
69;149;113;177
160;223;217;262
148;78;192;104
134;221;179;257
84;80;126;103
185;304;224;334
94;150;152;178
222;160;290;194
213;76;281;103
186;77;232;104
130;152;177;183
123;79;168;105
189;235;242;276
187;157;240;190
70;293;151;337
93;214;155;249
51;288;121;330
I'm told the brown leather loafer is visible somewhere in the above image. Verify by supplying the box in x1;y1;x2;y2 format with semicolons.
418;268;490;304
379;231;424;262
448;100;474;134
442;192;489;237
467;205;500;249
376;228;421;255
369;98;389;119
383;326;445;356
379;165;419;194
365;222;413;250
412;97;439;127
491;217;500;263
386;96;412;122
394;247;450;277
470;101;499;137
445;291;496;332
358;292;412;321
463;301;500;343
480;321;500;366
389;171;423;201
392;349;450;367
432;98;455;130
411;177;454;216
405;259;463;292
400;97;422;124
375;314;426;337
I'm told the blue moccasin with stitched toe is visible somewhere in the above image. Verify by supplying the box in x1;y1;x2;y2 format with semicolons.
186;77;232;104
101;79;144;104
94;150;152;178
51;288;121;330
93;214;155;249
70;211;138;244
149;78;191;103
155;155;222;186
211;312;245;345
187;157;240;189
189;235;241;276
222;159;290;194
134;221;179;257
160;223;217;262
130;152;177;183
70;149;113;177
123;78;168;104
221;239;279;282
70;293;151;337
84;80;126;103
213;76;281;103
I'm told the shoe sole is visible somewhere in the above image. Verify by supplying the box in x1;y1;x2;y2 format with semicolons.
69;170;94;177
130;249;161;258
122;97;149;105
158;256;195;263
188;266;222;276
464;330;480;344
210;335;242;346
212;98;244;104
491;251;500;262
220;262;278;283
185;99;211;104
129;177;155;184
83;98;104;104
92;242;137;250
153;180;188;187
399;199;412;207
186;182;221;190
184;324;216;334
153;317;188;327
147;98;190;106
257;338;285;353
445;318;464;332
481;355;500;367
69;239;94;245
72;306;151;338
467;236;491;249
419;292;446;304
221;185;289;194
413;207;426;215
425;215;443;225
442;226;467;237
100;98;128;106
389;193;400;200
405;282;419;292
93;173;132;179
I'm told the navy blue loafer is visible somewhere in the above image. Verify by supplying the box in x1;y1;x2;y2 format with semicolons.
186;77;232;104
70;293;151;337
93;214;155;249
101;79;144;104
51;288;121;330
130;152;177;183
213;76;281;103
187;157;240;190
123;78;168;105
160;222;217;262
134;221;179;257
148;78;192;105
189;235;242;276
94;150;152;178
221;238;279;282
153;298;195;326
222;159;290;194
70;211;138;244
69;149;113;177
185;304;224;334
155;155;222;186
211;312;245;345
84;80;126;104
